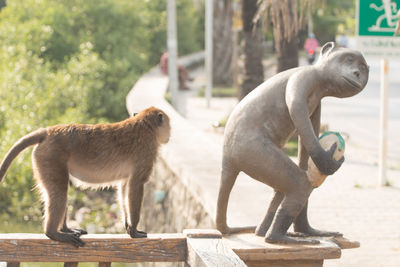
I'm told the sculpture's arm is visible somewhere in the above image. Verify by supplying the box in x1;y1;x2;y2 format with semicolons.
285;70;321;157
286;71;343;175
298;103;321;170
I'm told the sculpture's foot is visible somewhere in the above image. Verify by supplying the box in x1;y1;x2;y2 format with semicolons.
292;227;342;237
255;228;265;237
218;224;256;235
265;233;320;245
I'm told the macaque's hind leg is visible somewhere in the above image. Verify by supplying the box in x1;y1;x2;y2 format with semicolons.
61;209;87;236
35;160;85;247
255;191;284;237
291;201;342;237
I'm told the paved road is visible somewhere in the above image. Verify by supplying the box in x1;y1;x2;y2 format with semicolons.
183;56;400;266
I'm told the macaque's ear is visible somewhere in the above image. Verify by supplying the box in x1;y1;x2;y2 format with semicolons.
320;42;336;57
157;112;164;126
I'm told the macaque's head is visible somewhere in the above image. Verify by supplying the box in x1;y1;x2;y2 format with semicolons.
317;42;369;98
133;107;171;144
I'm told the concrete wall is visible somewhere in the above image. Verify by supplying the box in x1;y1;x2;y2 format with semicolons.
126;52;216;232
140;157;214;233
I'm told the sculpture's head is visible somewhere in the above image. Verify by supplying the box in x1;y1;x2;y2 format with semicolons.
316;42;369;98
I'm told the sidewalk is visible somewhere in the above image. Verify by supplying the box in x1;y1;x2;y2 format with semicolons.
183;66;400;267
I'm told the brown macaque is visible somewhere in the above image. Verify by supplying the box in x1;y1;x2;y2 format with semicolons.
216;42;369;244
0;107;170;247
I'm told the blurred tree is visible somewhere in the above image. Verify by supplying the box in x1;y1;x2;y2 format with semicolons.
313;0;355;44
213;0;233;86
142;0;204;65
256;1;318;73
239;0;264;99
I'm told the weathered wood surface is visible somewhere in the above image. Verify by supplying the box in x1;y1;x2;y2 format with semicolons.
183;229;222;238
0;233;186;263
185;229;246;267
328;236;360;249
246;259;324;267
224;233;342;261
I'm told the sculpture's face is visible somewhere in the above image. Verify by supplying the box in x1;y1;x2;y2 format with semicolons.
318;43;369;98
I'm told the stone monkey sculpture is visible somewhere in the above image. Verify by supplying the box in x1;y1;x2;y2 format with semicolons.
0;107;170;247
216;42;369;244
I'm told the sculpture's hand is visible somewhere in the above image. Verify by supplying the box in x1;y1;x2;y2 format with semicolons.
311;143;345;175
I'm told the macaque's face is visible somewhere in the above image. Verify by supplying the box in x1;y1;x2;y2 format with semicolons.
157;113;171;144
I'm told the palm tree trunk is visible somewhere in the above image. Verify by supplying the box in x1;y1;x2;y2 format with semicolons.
240;0;264;100
276;36;299;72
274;1;299;73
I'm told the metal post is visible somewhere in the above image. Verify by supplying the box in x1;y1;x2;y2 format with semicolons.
379;58;389;186
205;0;213;108
232;29;239;91
167;0;179;109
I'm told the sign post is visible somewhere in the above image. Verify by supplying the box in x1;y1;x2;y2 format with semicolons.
356;0;400;186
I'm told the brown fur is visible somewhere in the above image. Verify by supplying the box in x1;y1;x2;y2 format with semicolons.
0;106;170;247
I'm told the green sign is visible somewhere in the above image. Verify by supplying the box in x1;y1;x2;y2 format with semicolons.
358;0;400;36
357;0;400;57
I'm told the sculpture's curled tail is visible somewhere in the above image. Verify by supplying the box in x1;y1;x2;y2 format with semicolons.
216;159;256;234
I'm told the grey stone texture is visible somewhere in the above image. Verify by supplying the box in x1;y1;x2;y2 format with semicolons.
127;52;400;267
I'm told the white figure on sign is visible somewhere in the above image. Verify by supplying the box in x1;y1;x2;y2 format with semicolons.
369;0;400;32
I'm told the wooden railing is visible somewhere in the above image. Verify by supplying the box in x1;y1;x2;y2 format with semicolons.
0;230;359;267
0;229;246;267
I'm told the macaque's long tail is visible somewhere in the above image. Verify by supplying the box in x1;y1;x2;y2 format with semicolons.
0;128;47;182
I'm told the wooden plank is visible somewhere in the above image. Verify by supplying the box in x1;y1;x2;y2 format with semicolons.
246;259;323;267
0;233;186;263
328;236;360;249
185;229;246;267
6;263;20;267
183;229;222;238
224;233;341;261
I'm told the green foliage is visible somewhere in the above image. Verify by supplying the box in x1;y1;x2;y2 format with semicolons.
0;0;203;225
143;0;204;65
313;0;356;44
283;139;299;157
197;87;237;98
